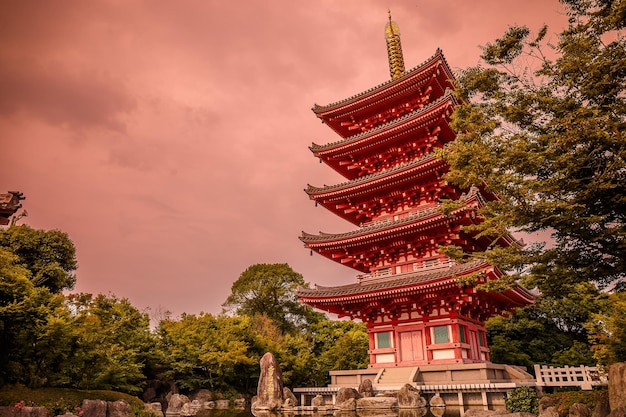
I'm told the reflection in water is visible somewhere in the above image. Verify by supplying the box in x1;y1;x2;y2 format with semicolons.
238;407;461;417
398;408;428;417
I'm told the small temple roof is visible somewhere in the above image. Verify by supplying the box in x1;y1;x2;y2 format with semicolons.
0;191;25;226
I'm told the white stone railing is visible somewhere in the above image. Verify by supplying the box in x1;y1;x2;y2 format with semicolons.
534;364;608;391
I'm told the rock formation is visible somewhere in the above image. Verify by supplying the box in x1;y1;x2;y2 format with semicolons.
397;384;426;408
610;363;626;411
254;352;284;411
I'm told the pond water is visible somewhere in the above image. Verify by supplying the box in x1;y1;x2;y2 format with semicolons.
196;407;465;417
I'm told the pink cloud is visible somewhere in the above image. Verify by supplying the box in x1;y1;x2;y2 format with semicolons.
0;0;568;319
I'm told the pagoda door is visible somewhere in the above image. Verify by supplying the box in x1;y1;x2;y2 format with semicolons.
469;330;480;360
400;330;425;362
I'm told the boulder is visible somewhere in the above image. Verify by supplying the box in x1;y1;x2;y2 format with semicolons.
82;400;107;417
397;384;426;408
165;394;189;416
233;399;246;408
592;391;611;417
311;395;325;407
179;403;193;417
569;403;591;417
429;394;445;407
255;352;283;411
610;363;626;411
336;397;357;411
539;396;560;414
356;396;398;409
107;401;131;417
540;406;560;417
144;403;163;417
336;387;360;404
282;388;298;407
189;390;212;403
608;407;626;417
15;408;47;417
214;400;229;409
358;379;374;397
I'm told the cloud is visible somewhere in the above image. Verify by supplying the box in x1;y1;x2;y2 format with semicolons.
0;56;136;132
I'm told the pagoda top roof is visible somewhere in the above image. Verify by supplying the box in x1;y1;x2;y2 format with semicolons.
310;91;456;156
296;259;535;306
312;49;455;138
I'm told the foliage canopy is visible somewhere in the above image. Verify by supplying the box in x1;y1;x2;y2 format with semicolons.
443;0;625;293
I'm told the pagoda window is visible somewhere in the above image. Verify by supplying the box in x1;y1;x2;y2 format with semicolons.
478;330;485;347
459;325;466;344
375;331;393;349
432;325;450;344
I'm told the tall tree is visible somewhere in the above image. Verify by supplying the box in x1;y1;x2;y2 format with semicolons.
441;0;625;366
442;0;625;292
222;263;323;334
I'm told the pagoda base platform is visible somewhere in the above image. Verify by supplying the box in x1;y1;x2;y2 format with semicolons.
294;363;535;409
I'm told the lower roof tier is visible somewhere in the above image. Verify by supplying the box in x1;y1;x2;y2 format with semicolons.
296;260;535;322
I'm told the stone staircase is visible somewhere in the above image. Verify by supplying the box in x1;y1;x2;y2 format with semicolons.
374;366;419;388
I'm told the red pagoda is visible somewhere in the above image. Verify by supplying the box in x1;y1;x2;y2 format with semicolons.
298;14;534;368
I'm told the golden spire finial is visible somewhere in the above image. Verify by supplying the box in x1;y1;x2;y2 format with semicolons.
385;10;405;80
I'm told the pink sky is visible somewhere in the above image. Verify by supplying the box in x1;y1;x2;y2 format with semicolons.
0;1;568;320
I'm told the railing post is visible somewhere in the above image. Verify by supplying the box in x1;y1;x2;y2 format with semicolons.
534;364;545;394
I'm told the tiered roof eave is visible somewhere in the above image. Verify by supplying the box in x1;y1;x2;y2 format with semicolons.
301;186;486;246
312;48;453;115
311;49;456;139
296;259;535;309
309;91;457;156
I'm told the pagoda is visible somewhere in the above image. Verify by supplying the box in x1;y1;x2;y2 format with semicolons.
298;14;534;367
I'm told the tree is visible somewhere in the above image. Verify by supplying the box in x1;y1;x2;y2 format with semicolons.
156;313;259;393
62;293;155;394
586;291;626;365
441;0;625;366
222;263;324;334
0;225;77;292
442;0;625;292
0;247;61;386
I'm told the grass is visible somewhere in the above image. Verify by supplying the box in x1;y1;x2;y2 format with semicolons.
0;385;148;417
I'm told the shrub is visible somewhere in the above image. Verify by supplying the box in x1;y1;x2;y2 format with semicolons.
506;386;540;414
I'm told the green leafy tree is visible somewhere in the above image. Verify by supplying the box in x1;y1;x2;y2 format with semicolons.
0;225;77;292
222;263;324;334
156;313;259;393
62;293;155;394
586;291;626;365
0;247;62;386
441;0;625;365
